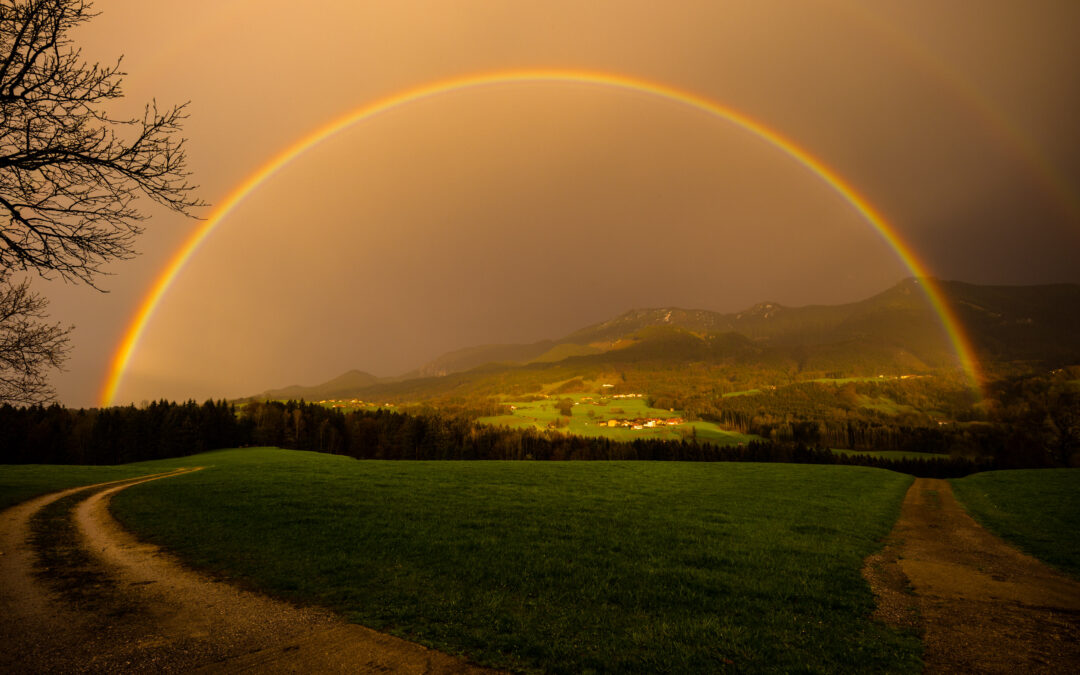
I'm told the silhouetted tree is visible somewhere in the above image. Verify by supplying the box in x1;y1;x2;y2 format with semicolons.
0;0;202;403
0;270;68;404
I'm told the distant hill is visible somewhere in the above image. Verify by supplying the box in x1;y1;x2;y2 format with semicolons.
247;278;1080;401
407;340;558;378
942;280;1080;363
257;369;381;401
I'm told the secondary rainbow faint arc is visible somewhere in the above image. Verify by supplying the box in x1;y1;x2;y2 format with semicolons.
100;69;983;406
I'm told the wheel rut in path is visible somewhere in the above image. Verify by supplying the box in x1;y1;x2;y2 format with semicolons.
865;477;1080;673
0;470;500;674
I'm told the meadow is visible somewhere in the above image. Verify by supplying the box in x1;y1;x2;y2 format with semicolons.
478;393;759;447
101;447;919;673
951;468;1080;578
7;450;1080;671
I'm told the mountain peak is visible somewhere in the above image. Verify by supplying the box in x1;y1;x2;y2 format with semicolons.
738;302;785;320
245;279;1080;401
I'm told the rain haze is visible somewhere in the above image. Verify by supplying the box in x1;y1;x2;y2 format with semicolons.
33;0;1080;406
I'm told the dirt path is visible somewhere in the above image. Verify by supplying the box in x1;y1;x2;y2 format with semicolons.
0;471;499;674
865;477;1080;673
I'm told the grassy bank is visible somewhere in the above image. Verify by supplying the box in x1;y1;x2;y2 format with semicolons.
951;468;1080;578
111;447;918;673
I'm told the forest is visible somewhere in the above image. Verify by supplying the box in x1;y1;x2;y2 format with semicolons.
680;373;1080;468
0;396;1041;478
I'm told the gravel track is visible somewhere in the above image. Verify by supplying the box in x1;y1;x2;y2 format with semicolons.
0;470;499;674
865;477;1080;673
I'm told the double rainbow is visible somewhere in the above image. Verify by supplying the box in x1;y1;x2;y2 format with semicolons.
100;69;982;406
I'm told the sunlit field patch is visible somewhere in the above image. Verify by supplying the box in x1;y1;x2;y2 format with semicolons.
478;393;758;446
111;447;919;673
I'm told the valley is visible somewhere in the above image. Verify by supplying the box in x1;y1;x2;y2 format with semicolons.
237;279;1079;469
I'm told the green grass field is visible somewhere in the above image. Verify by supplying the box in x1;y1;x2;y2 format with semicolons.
106;447;919;673
951;468;1080;579
722;388;762;397
855;395;919;416
479;394;759;447
809;377;894;385
309;400;400;413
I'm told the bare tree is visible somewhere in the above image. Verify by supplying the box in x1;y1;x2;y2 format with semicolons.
0;0;202;404
0;269;69;404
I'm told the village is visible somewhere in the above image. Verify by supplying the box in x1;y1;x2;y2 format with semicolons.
593;416;685;431
542;393;688;431
318;399;395;409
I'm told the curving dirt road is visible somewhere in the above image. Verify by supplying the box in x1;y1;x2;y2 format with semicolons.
865;477;1080;673
0;470;499;674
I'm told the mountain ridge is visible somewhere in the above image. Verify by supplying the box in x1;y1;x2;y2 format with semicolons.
251;278;1080;401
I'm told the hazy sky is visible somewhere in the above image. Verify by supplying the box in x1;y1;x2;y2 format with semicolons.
29;0;1080;406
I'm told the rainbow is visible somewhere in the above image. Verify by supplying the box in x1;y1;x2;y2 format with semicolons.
99;69;983;406
831;0;1080;229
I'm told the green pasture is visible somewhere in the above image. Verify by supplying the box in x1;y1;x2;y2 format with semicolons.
722;388;762;397
110;447;920;673
951;468;1080;578
311;400;399;412
856;396;919;416
809;377;890;385
479;393;758;447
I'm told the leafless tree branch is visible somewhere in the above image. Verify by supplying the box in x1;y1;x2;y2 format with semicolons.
0;0;204;285
0;0;202;403
0;268;70;404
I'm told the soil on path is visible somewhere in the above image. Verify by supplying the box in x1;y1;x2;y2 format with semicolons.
865;477;1080;673
0;470;500;674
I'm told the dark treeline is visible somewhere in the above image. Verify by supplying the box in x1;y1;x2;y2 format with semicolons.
0;400;244;465
241;400;987;477
3;399;986;477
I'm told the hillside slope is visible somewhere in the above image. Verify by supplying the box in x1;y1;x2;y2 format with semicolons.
259;369;381;401
249;278;1080;402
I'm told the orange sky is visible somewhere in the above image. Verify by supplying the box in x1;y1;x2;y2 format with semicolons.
33;0;1080;406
